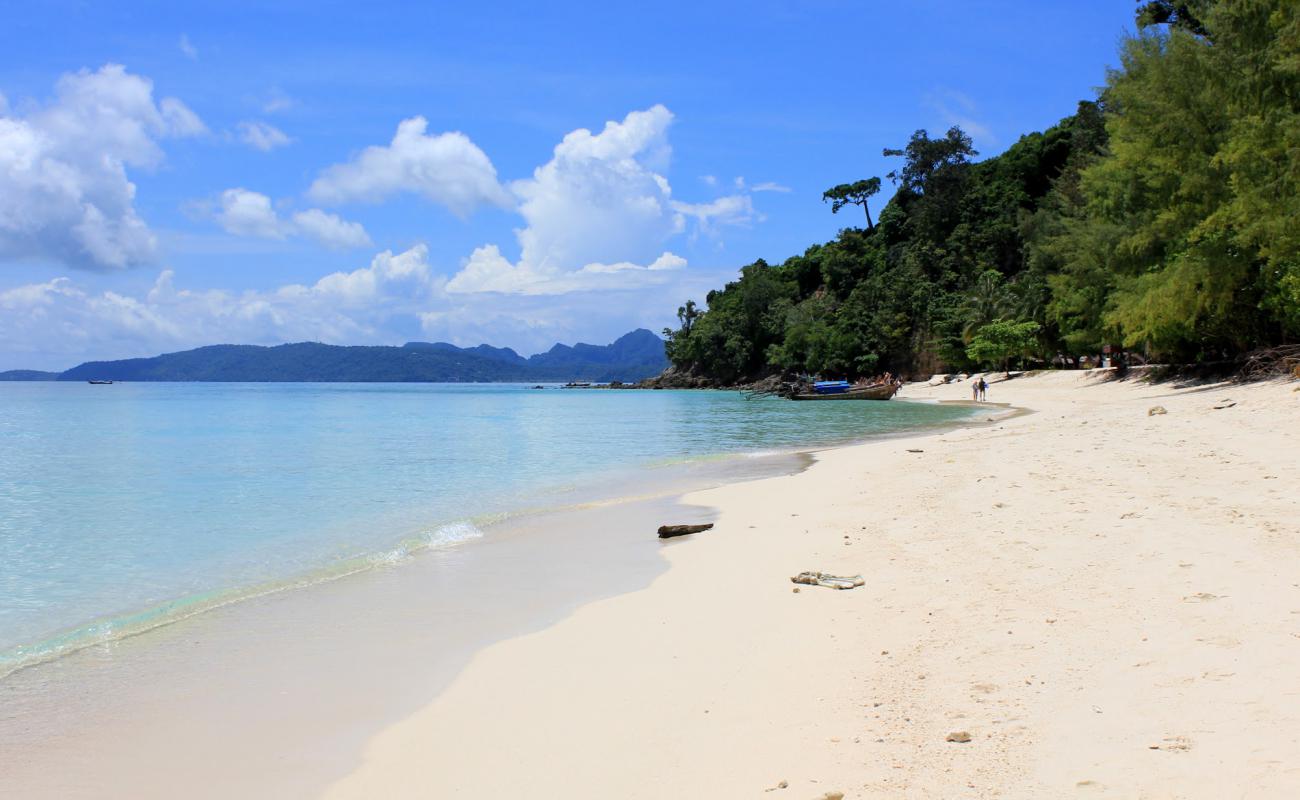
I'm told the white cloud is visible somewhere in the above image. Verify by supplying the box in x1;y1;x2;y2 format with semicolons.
307;116;511;214
0;246;439;362
446;105;700;295
672;194;760;236
178;34;198;61
262;89;295;115
0;243;736;370
926;89;996;147
217;189;284;239
216;188;372;249
0;64;205;270
237;120;291;151
290;209;372;249
751;181;791;193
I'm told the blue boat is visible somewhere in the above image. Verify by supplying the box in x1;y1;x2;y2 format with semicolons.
812;380;851;395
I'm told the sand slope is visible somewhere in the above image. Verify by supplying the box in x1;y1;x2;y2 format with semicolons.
325;372;1300;799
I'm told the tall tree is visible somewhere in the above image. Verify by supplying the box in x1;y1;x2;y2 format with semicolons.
822;178;882;230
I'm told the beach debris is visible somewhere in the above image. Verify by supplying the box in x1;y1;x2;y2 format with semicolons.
906;448;924;453
791;571;864;590
1213;400;1237;409
657;523;714;539
946;731;972;743
1148;406;1167;416
814;793;843;800
792;587;801;593
763;779;789;792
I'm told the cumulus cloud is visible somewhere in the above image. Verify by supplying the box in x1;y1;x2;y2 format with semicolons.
307;116;511;214
0;64;205;270
289;209;372;249
236;120;291;151
217;189;283;239
216;188;371;249
0;246;439;362
446;105;705;295
672;194;760;237
0;243;735;370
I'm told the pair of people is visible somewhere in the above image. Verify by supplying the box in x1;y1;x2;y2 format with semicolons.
970;376;988;402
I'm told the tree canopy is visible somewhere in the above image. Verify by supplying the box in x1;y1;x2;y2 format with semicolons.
822;178;882;230
663;0;1299;384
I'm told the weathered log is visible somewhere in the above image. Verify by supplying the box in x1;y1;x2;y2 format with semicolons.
657;523;714;539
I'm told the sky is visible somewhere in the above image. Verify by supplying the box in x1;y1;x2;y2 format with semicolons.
0;0;1136;371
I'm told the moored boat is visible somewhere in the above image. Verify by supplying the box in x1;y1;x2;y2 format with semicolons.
791;382;898;401
87;379;114;385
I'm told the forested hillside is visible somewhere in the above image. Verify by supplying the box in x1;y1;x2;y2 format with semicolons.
663;0;1298;383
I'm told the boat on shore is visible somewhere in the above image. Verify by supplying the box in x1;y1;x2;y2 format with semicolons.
791;382;898;401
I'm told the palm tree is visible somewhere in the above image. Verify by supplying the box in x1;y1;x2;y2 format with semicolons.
960;270;1015;343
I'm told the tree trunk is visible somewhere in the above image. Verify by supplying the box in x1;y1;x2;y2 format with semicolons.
863;202;875;231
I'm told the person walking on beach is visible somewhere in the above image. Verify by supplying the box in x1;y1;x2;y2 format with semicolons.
972;378;980;402
978;377;988;401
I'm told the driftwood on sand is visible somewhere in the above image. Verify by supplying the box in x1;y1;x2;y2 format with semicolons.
791;571;865;590
658;523;714;539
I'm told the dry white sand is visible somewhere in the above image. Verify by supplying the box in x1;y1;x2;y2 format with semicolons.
325;371;1300;799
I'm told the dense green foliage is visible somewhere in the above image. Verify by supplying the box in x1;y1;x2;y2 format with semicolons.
50;329;667;382
665;0;1299;381
966;320;1042;372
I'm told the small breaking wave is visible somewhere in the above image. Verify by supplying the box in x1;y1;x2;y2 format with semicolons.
0;518;490;681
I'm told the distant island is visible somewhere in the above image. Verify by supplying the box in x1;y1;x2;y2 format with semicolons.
0;329;667;383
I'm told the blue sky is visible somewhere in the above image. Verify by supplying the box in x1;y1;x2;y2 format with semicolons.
0;0;1135;370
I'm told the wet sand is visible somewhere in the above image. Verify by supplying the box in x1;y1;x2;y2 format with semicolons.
0;451;809;798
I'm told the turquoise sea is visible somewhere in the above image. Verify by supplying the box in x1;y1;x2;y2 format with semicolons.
0;382;978;675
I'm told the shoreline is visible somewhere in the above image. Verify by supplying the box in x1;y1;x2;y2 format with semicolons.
325;370;1300;798
0;395;984;799
0;390;983;683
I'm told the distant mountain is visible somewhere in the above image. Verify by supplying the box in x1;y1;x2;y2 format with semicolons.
38;330;666;383
0;370;59;381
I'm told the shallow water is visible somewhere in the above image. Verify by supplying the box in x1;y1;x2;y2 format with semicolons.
0;382;977;673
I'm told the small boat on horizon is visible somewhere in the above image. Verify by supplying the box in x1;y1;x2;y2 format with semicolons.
87;379;114;385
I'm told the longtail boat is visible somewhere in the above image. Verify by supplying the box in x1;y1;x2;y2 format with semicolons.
791;382;898;401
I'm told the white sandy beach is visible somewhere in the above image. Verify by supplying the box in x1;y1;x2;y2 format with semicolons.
325;371;1300;799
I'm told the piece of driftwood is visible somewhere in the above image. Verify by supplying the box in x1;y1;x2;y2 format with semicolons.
791;571;865;590
658;523;714;539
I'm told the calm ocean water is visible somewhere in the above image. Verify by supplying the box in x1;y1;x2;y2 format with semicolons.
0;382;977;674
